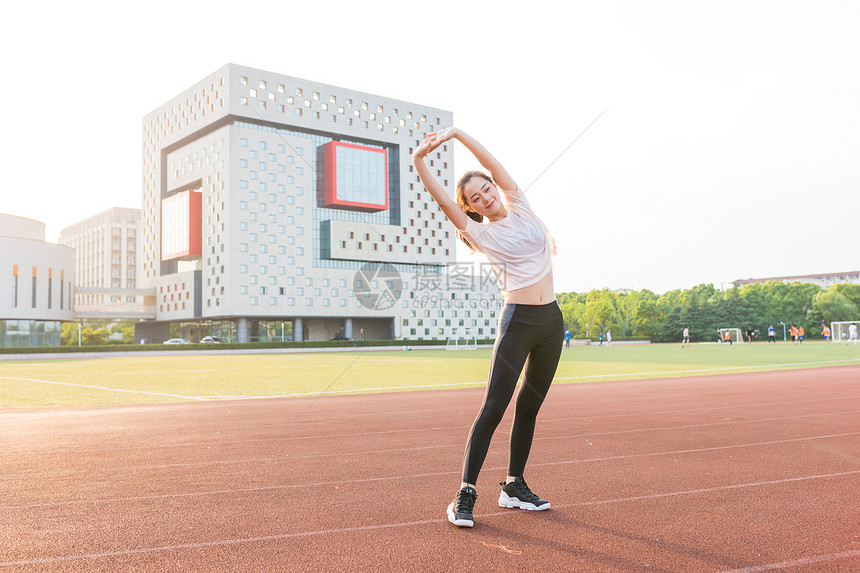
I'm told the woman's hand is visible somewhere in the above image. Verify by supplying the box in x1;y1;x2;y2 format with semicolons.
412;127;459;160
428;127;458;144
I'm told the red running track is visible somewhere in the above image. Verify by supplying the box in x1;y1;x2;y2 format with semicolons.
1;366;859;572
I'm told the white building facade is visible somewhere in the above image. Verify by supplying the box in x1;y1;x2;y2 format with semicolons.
59;207;141;308
0;214;75;346
140;64;501;343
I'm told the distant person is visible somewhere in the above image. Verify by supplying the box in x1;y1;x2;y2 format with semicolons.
606;330;612;347
848;323;858;346
682;326;690;348
717;329;723;344
790;324;798;346
598;333;603;346
746;327;754;344
768;325;776;344
564;329;570;348
822;324;831;344
723;330;732;346
798;325;804;344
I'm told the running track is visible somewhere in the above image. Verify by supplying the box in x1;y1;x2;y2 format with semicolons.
1;366;858;572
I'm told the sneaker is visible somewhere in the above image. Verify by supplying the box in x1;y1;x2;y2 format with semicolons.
447;486;477;527
498;477;550;511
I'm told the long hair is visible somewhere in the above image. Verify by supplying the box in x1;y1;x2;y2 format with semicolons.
455;170;493;252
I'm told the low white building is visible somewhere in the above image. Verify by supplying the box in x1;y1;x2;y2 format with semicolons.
0;214;75;346
733;271;860;289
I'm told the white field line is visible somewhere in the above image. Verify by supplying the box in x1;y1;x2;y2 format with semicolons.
202;357;860;399
0;376;209;401
1;469;857;568
2;358;857;402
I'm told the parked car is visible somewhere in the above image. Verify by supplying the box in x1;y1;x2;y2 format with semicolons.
200;336;223;344
163;338;191;345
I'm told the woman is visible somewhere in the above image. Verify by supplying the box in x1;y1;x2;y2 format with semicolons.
412;127;563;528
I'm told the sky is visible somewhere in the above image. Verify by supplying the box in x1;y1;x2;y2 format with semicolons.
1;0;858;295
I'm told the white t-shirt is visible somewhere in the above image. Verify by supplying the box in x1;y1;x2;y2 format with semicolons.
459;187;554;293
850;324;858;338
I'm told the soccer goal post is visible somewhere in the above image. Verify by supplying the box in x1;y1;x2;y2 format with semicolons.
446;329;478;350
830;321;860;342
718;328;743;344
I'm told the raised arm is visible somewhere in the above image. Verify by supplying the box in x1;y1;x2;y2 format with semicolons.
443;128;517;192
412;134;469;231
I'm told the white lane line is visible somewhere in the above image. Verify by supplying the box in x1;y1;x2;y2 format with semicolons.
2;393;857;458
718;550;860;572
0;376;209;401
529;431;860;471
1;470;857;568
4;432;857;506
8;408;855;469
554;358;860;381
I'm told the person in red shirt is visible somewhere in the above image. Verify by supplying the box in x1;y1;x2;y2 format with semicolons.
798;326;805;344
790;324;798;345
822;324;831;343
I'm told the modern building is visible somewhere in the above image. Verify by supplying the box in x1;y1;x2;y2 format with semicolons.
0;214;75;346
59;207;141;308
138;63;501;343
733;271;860;289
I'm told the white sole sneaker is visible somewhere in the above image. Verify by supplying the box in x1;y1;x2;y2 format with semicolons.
498;490;550;511
447;502;474;527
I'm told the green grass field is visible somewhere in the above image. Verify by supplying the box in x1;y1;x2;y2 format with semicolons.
1;341;858;408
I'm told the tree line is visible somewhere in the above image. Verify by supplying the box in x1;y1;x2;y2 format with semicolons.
557;282;860;343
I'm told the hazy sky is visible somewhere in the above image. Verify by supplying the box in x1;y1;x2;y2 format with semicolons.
1;0;857;295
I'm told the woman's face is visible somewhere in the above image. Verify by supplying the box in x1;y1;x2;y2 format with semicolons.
463;177;506;221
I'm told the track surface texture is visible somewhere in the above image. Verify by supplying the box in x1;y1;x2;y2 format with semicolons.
2;366;859;572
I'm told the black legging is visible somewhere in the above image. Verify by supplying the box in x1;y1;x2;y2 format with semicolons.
461;301;564;485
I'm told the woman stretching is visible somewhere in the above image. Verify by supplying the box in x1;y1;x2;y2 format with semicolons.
412;127;563;528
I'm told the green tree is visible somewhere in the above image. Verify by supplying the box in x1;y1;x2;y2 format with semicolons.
110;321;136;344
612;290;640;337
812;288;859;325
558;295;585;338
81;326;111;346
584;289;616;338
831;284;860;309
61;322;80;346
